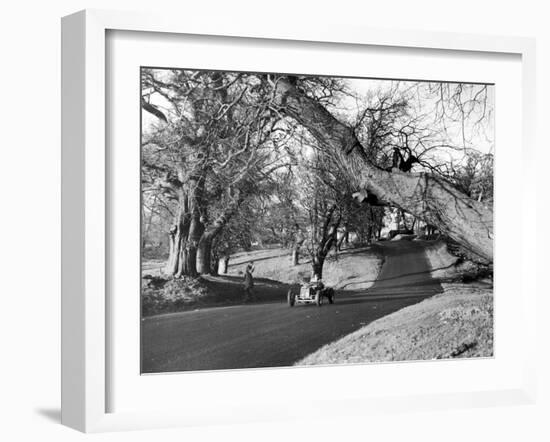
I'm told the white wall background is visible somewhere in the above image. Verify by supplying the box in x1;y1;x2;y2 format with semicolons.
0;1;547;441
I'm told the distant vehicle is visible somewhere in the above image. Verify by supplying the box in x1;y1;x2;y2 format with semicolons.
287;279;335;307
387;229;414;240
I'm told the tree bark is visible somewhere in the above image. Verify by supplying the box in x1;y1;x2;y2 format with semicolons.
272;78;493;264
165;194;191;276
196;234;213;274
196;196;243;274
312;256;325;280
182;214;204;277
367;224;373;244
210;251;220;276
291;246;300;265
311;205;341;279
183;171;207;277
165;167;208;277
337;228;348;251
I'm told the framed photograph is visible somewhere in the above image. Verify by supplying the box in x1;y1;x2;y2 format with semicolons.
61;9;537;432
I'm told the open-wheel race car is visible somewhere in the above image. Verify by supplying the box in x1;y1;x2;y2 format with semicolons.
287;279;335;307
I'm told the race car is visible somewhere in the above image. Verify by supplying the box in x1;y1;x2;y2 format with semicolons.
287;279;335;307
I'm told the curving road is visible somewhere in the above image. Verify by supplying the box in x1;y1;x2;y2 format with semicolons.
141;240;441;373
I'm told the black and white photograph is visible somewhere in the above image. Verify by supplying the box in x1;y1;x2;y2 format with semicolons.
140;68;494;374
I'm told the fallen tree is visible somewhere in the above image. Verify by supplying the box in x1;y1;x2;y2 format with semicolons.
270;77;493;264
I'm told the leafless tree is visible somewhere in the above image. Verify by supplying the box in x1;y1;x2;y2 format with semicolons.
268;76;493;263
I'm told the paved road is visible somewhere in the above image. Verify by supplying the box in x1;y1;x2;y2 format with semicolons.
141;241;442;373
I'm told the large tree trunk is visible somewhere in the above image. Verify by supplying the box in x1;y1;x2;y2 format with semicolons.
367;224;374;244
196;196;243;274
291;246;300;266
182;213;204;277
312;230;339;279
336;227;348;251
165;169;208;277
181;171;207;277
312;255;325;280
165;194;191;276
210;246;220;276
196;234;213;274
272;78;493;264
311;205;341;279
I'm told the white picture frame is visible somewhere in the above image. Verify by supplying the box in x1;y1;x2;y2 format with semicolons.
61;9;537;433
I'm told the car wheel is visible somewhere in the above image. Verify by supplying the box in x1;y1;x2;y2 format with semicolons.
287;289;295;307
315;291;322;307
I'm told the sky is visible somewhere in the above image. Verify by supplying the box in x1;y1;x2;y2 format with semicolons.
344;77;494;158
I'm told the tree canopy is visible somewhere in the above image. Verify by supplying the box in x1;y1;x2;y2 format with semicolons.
142;69;494;277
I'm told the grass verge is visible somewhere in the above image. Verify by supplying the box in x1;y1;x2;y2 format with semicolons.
296;241;493;365
141;274;293;317
227;245;382;290
142;245;383;316
297;282;493;365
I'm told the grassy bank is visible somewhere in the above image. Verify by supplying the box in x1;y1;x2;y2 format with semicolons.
142;245;383;316
141;274;293;317
297;282;493;365
422;240;493;283
227;245;382;290
296;240;494;365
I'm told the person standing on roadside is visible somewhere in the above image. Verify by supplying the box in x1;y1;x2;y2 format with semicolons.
243;261;255;302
